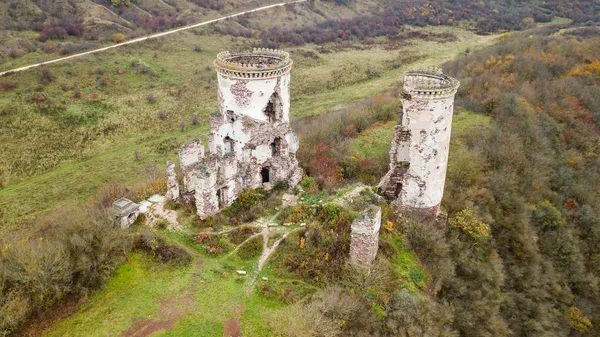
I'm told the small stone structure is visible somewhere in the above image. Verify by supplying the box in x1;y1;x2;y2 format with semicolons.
378;69;459;217
112;198;140;228
165;161;179;201
178;48;303;219
349;205;382;266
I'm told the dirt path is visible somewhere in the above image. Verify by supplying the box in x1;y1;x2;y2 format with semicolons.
0;0;306;77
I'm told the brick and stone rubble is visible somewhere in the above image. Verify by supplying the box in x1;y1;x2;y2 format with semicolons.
349;205;382;266
176;49;303;219
378;69;459;216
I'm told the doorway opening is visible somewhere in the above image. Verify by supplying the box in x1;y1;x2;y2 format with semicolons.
394;183;403;197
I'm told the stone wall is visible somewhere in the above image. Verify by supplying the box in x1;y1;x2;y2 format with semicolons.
349;205;382;266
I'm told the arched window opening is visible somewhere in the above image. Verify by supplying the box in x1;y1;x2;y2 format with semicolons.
217;187;228;208
224;136;234;155
394;183;403;197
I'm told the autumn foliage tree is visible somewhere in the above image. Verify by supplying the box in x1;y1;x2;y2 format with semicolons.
308;141;342;189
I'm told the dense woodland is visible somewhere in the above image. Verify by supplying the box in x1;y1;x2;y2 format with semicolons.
264;26;600;336
440;26;600;336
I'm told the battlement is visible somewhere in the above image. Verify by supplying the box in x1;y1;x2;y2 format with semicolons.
214;48;293;79
403;68;460;99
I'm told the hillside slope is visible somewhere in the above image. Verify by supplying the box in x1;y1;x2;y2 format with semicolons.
438;26;600;336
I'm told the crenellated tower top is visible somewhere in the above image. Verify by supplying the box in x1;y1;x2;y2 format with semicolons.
403;68;460;99
214;48;293;79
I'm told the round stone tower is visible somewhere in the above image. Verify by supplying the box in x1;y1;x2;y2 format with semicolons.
378;69;460;216
213;48;292;123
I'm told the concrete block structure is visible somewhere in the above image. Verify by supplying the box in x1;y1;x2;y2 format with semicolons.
378;69;460;217
112;198;140;228
179;48;303;219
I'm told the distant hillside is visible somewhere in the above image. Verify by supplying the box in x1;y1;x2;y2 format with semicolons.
0;0;381;68
1;0;598;69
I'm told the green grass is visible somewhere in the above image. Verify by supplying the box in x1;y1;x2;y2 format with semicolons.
347;121;396;158
451;108;492;134
387;235;426;291
43;244;289;337
44;253;193;337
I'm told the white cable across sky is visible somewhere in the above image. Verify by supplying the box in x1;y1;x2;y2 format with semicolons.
0;0;307;77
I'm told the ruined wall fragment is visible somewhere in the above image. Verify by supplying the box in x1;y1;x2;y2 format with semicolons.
349;205;382;266
165;161;179;201
179;139;204;202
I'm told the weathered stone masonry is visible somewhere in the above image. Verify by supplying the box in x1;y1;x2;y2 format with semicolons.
178;48;303;219
378;69;460;217
349;205;382;266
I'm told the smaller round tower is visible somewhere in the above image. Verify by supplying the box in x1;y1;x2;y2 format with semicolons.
378;69;460;216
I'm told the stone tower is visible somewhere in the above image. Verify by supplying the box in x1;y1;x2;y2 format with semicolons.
378;69;460;217
179;48;303;219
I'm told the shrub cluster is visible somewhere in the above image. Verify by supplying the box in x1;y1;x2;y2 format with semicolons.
133;233;191;265
271;204;355;283
0;208;129;335
294;92;399;189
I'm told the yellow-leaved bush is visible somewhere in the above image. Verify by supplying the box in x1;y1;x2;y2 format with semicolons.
448;209;491;241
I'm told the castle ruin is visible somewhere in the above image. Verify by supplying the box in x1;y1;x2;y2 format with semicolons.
178;48;303;219
378;69;460;217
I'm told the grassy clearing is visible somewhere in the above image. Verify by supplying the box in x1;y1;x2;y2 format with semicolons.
44;253;193;337
42;238;292;337
344;107;491;166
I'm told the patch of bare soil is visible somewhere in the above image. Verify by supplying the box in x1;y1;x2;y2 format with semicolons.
223;305;245;337
123;294;194;337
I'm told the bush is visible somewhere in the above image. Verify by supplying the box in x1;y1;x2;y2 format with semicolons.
0;79;17;92
236;235;263;259
7;49;23;58
229;226;257;245
133;233;191;265
268;286;370;336
112;33;125;44
0;208;129;335
191;114;200;125
38;65;55;85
